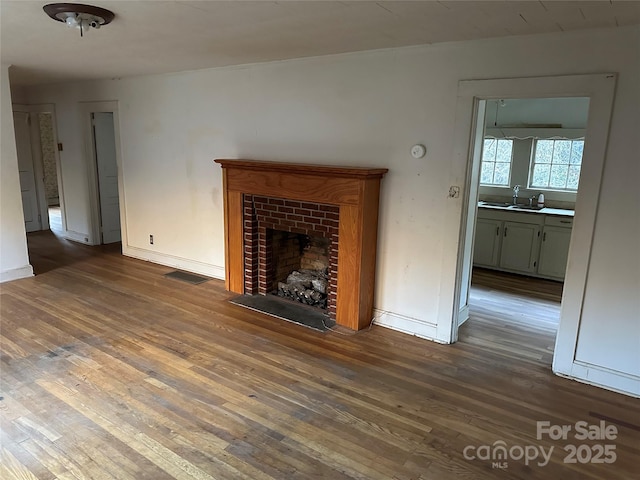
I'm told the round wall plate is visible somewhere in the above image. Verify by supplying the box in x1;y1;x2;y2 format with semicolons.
411;144;426;159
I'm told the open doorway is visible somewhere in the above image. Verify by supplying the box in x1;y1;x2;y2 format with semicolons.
81;101;124;246
445;74;616;383
462;97;589;361
12;104;65;236
91;112;121;244
37;112;64;236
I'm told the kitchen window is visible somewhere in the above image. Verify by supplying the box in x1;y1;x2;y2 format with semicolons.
530;138;584;191
480;138;513;186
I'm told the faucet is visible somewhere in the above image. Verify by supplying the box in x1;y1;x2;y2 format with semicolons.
512;185;520;205
529;195;538;207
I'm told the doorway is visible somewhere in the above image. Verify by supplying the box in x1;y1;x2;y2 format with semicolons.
12;105;65;235
81;101;124;246
462;96;589;360
443;74;616;383
91;112;121;244
37;112;64;235
13;110;42;233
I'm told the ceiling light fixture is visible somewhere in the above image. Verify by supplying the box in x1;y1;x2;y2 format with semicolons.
43;3;115;37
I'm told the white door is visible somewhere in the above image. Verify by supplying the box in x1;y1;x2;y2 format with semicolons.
13;111;41;233
93;112;121;244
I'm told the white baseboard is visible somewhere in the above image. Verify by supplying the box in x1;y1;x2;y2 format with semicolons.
123;245;225;280
0;264;34;283
64;229;92;245
554;362;640;398
458;305;470;326
372;308;440;342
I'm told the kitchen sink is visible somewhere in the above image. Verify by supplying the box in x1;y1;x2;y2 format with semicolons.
479;201;545;211
510;204;544;210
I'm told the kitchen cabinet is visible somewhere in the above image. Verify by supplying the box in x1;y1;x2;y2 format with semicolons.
499;221;541;274
538;217;573;280
473;206;572;280
473;219;502;267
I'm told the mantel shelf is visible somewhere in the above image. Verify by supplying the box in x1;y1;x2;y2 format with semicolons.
215;159;388;179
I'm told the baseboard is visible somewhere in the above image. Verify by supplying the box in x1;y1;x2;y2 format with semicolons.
123;245;225;280
554;362;640;398
0;264;34;283
372;308;440;342
458;305;470;326
64;229;92;245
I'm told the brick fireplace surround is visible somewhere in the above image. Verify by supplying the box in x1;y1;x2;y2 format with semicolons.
244;195;340;320
215;159;388;331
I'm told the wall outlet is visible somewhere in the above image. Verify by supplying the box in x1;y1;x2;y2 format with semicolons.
149;235;154;245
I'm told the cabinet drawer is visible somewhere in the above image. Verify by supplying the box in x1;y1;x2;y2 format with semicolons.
545;216;573;227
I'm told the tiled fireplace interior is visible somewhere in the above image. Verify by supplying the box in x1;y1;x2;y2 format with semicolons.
243;195;339;321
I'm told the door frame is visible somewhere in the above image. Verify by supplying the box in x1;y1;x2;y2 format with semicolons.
12;104;64;232
444;73;616;378
27;104;65;233
80;101;126;246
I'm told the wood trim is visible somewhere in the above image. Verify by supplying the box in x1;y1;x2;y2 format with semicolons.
227;191;245;293
226;169;362;205
358;178;383;329
221;168;231;290
337;204;361;330
215;159;388;179
215;159;388;331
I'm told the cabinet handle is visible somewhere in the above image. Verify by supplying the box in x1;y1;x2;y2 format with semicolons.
504;227;507;237
543;232;547;241
560;220;571;224
496;226;499;236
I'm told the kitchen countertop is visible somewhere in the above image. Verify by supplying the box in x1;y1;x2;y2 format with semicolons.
478;202;574;217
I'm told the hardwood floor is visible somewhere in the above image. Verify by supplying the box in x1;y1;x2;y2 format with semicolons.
47;207;63;236
465;268;563;365
1;232;638;479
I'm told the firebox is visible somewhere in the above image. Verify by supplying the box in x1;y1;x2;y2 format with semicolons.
271;231;330;309
243;195;339;321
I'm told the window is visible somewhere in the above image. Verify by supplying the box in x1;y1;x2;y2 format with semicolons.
530;139;584;191
480;138;513;186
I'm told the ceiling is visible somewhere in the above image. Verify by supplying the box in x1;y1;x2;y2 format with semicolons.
2;1;639;87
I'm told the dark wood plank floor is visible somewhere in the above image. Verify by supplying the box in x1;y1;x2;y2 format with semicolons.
1;231;638;479
466;268;563;365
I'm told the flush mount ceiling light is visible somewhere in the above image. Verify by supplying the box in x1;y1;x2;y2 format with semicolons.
43;3;115;37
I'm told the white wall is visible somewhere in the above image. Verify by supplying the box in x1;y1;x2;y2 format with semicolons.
573;45;640;378
18;26;639;393
0;64;33;282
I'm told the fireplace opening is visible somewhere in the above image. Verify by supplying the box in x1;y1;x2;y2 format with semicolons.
271;230;329;310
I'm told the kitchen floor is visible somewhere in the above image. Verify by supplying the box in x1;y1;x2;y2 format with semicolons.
462;268;563;364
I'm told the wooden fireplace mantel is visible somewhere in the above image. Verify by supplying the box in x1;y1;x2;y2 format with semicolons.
215;159;388;331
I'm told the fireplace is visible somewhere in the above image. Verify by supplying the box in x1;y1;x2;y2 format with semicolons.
243;194;339;320
215;159;388;331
